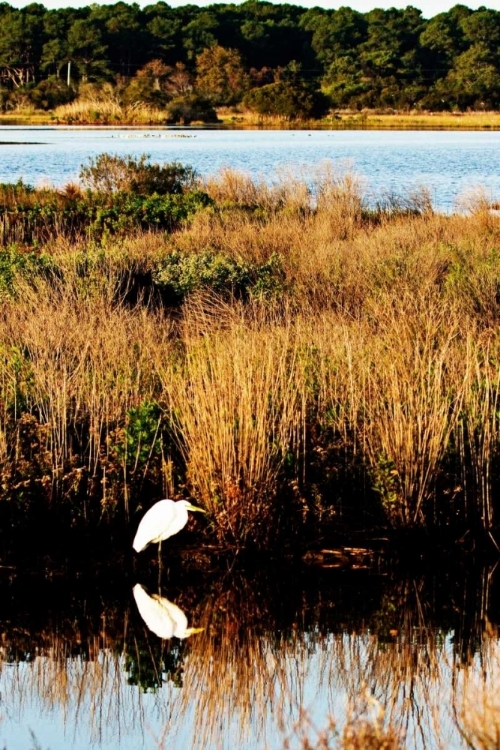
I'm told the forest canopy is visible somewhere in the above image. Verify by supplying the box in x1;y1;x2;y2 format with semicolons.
1;2;500;116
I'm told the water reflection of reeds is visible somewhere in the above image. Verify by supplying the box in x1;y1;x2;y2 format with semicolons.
0;564;498;749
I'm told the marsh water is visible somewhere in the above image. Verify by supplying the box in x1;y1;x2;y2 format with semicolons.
0;557;498;750
2;127;500;211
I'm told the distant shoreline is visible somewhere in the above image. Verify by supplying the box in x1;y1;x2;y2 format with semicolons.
2;110;500;131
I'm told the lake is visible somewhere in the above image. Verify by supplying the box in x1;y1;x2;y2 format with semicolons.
0;558;498;750
2;127;500;211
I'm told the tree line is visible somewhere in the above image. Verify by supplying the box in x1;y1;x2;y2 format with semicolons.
1;1;500;118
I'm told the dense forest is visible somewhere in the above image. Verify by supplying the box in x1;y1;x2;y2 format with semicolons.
1;1;500;118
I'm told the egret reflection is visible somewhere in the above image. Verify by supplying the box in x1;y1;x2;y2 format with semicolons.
133;583;203;640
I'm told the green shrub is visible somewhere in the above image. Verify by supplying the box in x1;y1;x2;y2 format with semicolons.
28;77;76;110
79;154;197;195
0;180;35;202
113;401;164;476
154;250;285;304
165;94;218;125
244;80;329;120
87;190;212;237
0;179;212;245
0;247;55;298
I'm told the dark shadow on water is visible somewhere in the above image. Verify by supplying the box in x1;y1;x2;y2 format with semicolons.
0;553;498;748
0;556;498;667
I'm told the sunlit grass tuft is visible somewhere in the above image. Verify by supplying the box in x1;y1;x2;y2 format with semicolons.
157;298;305;546
53;100;167;125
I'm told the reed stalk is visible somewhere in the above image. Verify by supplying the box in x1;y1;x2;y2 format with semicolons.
459;331;500;535
0;262;170;515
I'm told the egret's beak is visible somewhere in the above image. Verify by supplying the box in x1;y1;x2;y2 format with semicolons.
186;504;206;513
185;627;204;636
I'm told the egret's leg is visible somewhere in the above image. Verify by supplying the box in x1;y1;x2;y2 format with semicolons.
158;540;162;590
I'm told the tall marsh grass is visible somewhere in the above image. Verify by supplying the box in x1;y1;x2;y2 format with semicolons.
0;257;171;522
358;295;465;526
1;164;500;545
53;99;167;125
158;300;304;546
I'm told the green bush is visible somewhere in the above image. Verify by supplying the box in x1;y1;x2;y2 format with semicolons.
79;154;197;195
165;94;218;125
113;401;164;475
0;163;212;245
154;250;285;304
28;77;76;110
87;190;212;237
244;80;329;120
0;247;55;298
0;180;35;201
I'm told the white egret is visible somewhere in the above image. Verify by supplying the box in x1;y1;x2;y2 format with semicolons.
133;584;203;639
132;499;206;553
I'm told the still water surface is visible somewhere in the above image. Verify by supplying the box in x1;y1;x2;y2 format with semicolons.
0;562;498;750
2;127;500;211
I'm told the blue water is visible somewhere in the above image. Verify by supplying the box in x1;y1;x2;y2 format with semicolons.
1;127;500;211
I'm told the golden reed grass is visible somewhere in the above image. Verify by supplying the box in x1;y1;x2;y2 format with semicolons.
1;167;500;541
53;99;167;125
0;250;173;518
156;297;305;546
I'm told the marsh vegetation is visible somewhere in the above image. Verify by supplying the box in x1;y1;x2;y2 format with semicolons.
0;154;499;554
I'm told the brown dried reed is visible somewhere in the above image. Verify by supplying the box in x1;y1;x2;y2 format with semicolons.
2;167;500;538
156;297;305;546
0;258;172;514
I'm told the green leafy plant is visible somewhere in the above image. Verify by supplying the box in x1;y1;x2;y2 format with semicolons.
165;94;218;125
154;250;285;304
79;154;198;196
0;247;55;298
115;401;163;475
372;453;401;515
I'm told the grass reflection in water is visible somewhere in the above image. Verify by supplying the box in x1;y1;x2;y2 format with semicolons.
0;562;498;750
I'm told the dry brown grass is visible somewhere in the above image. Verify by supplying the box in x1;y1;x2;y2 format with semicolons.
459;333;500;532
0;256;173;515
2;168;500;538
156;298;305;546
157;171;500;533
53;99;167;125
356;294;466;525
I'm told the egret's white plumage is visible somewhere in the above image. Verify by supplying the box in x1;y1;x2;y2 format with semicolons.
133;584;203;639
132;499;205;553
